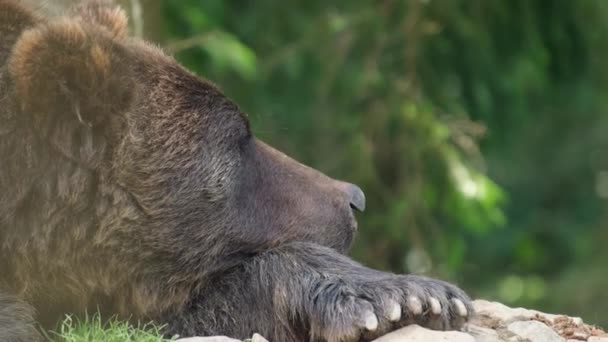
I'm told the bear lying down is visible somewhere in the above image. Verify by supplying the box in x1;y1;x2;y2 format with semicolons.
0;1;472;341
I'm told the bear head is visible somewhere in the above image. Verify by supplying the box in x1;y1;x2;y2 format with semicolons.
3;0;366;289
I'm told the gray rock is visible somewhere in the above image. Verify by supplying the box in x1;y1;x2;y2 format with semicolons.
589;337;608;342
372;324;476;342
473;300;583;327
507;320;565;342
251;333;269;342
463;323;501;342
176;334;269;342
176;337;241;342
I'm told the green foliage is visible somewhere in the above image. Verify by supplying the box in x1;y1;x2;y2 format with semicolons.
158;0;608;325
48;314;171;342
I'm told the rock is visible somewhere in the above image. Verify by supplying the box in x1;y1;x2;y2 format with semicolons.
463;323;501;342
176;333;269;342
467;300;608;342
176;300;607;342
176;337;241;342
372;324;475;342
589;337;608;342
473;300;584;326
251;333;269;342
507;320;565;342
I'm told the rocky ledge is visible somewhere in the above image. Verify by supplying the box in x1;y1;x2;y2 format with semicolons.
178;300;608;342
375;300;607;342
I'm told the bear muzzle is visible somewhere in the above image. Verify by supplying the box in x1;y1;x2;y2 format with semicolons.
343;183;365;212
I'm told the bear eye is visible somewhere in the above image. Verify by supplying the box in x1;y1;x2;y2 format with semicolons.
239;128;252;150
239;113;252;144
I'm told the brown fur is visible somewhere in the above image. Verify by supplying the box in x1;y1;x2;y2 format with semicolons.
0;1;472;341
0;294;39;342
0;0;39;64
9;16;135;126
70;0;128;36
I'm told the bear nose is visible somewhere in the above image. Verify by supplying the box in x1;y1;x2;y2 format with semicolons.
345;183;366;212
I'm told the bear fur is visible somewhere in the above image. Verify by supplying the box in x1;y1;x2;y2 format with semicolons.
0;1;472;341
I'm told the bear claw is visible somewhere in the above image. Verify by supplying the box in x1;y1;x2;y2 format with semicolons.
429;297;442;315
452;298;468;317
363;311;379;331
406;296;423;315
388;301;402;321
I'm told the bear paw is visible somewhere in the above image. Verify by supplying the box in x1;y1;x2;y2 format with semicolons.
307;275;472;342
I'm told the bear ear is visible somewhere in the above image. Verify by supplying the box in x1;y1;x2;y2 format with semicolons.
0;0;40;62
70;0;128;37
9;18;135;127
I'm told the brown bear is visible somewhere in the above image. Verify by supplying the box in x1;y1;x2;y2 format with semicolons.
0;1;472;341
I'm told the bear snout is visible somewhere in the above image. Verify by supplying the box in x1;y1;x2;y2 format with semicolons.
342;182;366;212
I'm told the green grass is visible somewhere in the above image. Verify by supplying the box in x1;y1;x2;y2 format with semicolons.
46;314;173;342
